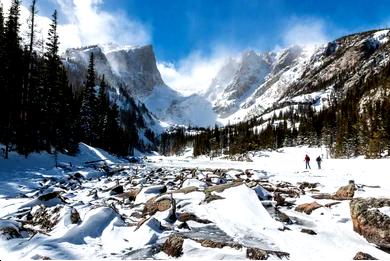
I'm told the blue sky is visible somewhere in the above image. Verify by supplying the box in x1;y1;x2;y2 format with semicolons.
30;0;390;63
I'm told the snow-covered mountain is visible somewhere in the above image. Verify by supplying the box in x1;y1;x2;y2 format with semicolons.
61;29;390;131
204;45;315;124
203;29;390;125
63;44;216;128
205;51;274;118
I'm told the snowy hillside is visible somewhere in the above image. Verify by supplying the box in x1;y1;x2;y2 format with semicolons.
1;145;390;259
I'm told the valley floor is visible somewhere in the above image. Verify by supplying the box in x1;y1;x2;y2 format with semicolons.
0;145;389;260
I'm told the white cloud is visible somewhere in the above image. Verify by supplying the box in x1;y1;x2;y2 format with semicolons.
283;18;329;47
54;0;150;51
1;0;150;52
158;47;239;96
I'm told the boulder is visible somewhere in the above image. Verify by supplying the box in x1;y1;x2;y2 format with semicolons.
143;185;167;194
162;234;185;257
254;185;272;200
300;228;317;235
117;188;140;202
298;182;319;190
109;185;124;195
177;222;190;230
70;208;81;224
177;212;212;224
350;197;390;249
334;180;356;199
246;248;268;260
38;191;66;203
273;192;285;206
203;193;225;204
295;202;322;215
143;197;172;217
353;252;377;260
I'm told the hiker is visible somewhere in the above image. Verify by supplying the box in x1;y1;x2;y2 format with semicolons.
316;156;322;169
304;154;311;169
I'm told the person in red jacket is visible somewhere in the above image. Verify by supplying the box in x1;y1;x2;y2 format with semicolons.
304;154;311;169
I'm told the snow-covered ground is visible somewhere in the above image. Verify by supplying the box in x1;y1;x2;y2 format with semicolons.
0;145;390;260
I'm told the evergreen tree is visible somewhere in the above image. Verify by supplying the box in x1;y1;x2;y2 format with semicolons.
96;75;109;147
79;52;97;144
0;3;5;152
3;0;22;159
42;10;76;153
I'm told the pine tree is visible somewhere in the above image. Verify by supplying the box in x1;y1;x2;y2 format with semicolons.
79;52;97;144
42;10;76;154
96;75;109;147
0;3;5;150
3;0;22;159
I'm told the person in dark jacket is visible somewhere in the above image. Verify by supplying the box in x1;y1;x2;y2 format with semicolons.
316;156;322;169
304;154;311;169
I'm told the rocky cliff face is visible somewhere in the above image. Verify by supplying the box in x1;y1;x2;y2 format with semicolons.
63;44;165;98
105;45;165;97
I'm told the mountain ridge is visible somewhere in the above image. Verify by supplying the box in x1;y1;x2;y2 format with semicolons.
61;28;390;133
